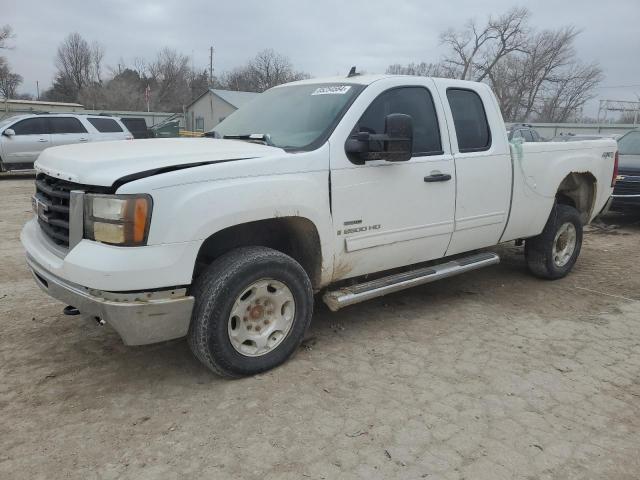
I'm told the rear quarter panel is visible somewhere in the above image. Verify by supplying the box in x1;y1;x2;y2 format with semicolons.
501;139;616;241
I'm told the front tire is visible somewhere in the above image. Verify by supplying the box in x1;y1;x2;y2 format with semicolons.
525;203;583;279
188;246;313;377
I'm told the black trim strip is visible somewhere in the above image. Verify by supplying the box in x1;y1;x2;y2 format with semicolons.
111;156;258;190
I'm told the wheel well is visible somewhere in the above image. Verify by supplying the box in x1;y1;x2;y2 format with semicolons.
194;217;323;289
556;172;597;224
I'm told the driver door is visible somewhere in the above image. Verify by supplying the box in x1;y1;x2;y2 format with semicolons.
2;117;51;166
329;81;456;280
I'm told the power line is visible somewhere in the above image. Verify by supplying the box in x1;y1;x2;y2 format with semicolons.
596;84;640;89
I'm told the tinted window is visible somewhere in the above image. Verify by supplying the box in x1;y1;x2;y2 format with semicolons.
522;130;534;142
121;118;147;131
447;89;491;152
530;130;540;142
11;118;49;135
618;131;640;156
353;87;442;155
88;117;123;133
49;117;87;134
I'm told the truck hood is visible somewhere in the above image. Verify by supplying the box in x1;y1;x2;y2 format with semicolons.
34;138;284;187
618;154;640;174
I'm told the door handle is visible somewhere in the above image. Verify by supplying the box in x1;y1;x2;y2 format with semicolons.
79;138;88;142
424;173;452;183
38;138;48;142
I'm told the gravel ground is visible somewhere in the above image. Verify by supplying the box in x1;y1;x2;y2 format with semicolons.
1;174;639;480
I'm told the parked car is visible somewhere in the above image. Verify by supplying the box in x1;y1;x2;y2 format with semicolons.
0;113;132;172
610;129;640;212
21;75;617;377
507;123;543;142
120;117;154;139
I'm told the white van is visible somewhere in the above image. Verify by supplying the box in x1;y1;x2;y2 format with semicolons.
0;114;133;171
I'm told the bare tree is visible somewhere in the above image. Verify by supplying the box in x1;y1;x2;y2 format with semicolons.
54;33;95;99
146;48;192;111
220;49;309;92
0;25;14;50
537;62;603;122
0;25;22;102
386;62;451;77
389;7;602;123
0;58;23;99
440;7;529;81
488;26;579;121
91;41;105;84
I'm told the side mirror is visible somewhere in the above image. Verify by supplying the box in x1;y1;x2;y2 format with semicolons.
345;113;413;162
384;113;413;162
3;128;15;137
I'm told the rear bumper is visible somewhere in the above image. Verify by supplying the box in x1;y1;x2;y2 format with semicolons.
610;194;640;211
26;254;194;345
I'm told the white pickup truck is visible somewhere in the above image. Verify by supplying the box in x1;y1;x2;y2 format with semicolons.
21;74;618;377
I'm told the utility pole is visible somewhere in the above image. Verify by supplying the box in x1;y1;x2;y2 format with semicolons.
36;81;40;101
209;46;214;88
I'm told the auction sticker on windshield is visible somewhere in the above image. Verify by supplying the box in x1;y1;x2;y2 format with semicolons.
311;86;352;95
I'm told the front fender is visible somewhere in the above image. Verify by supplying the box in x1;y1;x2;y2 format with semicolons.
123;170;335;286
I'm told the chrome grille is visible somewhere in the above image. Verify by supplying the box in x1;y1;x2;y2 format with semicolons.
613;176;640;196
34;174;79;247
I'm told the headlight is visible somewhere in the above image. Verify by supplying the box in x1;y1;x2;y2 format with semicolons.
84;194;152;246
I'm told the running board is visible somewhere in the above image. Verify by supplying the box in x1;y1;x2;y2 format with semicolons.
322;252;500;311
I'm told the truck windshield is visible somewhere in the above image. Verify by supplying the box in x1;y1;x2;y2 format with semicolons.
618;131;640;156
212;83;364;150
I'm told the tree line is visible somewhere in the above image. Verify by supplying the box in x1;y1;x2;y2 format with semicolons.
2;7;605;121
45;33;308;112
387;7;603;123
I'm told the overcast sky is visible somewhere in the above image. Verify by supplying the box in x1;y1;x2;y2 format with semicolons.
4;0;640;116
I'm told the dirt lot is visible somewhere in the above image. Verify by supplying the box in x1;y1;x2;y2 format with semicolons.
1;174;639;480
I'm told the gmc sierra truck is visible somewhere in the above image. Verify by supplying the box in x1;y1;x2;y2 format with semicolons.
21;75;618;377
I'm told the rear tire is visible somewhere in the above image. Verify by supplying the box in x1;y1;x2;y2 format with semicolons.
525;203;583;279
188;246;313;377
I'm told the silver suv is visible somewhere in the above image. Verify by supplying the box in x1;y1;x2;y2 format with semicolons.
0;114;133;172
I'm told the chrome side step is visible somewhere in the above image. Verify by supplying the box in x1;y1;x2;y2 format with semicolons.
322;252;500;311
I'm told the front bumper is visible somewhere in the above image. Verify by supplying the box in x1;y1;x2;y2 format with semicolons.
26;255;194;345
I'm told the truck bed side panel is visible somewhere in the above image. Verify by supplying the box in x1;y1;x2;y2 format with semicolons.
501;139;616;241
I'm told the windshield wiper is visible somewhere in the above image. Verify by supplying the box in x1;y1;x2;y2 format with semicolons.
222;133;273;146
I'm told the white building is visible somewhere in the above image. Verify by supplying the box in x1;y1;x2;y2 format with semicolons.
1;99;85;120
185;89;258;132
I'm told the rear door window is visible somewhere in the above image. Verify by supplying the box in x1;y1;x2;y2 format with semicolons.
87;118;123;133
49;117;87;134
446;89;491;152
11;118;49;135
